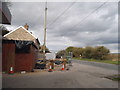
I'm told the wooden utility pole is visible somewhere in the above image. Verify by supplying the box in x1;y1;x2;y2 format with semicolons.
43;1;47;60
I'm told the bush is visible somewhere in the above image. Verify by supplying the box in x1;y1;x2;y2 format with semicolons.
57;46;110;60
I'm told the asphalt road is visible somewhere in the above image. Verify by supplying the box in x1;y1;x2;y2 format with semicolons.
72;59;119;70
2;60;119;88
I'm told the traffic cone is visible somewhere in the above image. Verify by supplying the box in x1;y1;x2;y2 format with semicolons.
48;65;53;72
61;64;65;71
9;66;14;75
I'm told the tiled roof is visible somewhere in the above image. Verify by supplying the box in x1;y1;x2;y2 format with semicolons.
3;26;37;41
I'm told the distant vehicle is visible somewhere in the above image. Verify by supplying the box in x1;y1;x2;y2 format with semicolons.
54;60;62;65
35;60;46;69
36;60;44;63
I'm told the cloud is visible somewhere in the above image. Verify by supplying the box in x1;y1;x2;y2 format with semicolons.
5;1;118;53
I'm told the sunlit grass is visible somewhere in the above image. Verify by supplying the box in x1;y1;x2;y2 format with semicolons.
105;74;120;81
73;57;120;65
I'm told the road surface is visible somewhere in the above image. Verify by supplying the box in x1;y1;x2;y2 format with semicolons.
2;60;119;88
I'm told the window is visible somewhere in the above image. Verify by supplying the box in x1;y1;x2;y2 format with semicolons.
15;45;30;53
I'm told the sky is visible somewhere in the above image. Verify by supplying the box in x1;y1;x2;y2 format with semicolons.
5;0;118;53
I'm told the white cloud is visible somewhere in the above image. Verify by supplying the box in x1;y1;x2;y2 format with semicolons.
5;2;118;53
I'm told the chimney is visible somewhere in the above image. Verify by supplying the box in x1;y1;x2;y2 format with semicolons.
24;23;29;30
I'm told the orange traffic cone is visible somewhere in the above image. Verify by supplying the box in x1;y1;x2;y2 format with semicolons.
9;66;14;74
61;64;65;71
48;65;53;72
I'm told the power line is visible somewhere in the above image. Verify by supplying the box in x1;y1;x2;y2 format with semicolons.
69;0;108;30
47;0;77;28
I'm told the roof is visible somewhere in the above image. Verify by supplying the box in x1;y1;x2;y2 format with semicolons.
2;39;39;49
3;26;37;41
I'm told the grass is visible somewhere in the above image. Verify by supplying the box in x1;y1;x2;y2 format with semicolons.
105;74;120;81
73;57;120;65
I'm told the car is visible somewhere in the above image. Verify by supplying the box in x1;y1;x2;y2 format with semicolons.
35;60;46;69
54;60;62;65
36;60;44;64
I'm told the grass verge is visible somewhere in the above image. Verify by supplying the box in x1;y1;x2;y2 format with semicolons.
73;57;120;65
105;74;120;81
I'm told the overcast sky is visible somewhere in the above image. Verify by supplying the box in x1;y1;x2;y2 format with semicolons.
5;1;118;53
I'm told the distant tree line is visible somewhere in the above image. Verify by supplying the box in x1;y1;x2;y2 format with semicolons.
56;46;110;60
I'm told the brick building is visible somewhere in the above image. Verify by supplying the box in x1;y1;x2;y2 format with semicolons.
0;2;11;24
2;25;40;73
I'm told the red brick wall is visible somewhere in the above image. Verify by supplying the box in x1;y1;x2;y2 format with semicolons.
2;43;15;73
2;43;38;72
15;53;33;72
15;45;38;72
30;45;38;69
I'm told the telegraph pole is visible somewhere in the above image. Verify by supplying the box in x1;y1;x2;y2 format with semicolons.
43;1;47;60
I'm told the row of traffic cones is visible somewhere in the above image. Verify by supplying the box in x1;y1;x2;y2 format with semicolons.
9;64;66;73
48;63;65;72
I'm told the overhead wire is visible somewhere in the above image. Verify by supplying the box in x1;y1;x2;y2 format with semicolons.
47;0;77;28
68;0;109;31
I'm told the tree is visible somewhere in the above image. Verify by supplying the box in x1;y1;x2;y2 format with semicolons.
82;46;94;59
72;47;83;57
66;46;74;52
66;46;83;57
57;46;110;60
56;50;67;58
93;46;110;60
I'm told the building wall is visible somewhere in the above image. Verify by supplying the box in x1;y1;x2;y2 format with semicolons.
0;2;11;24
15;53;33;72
15;45;38;72
30;45;38;69
2;43;15;73
2;42;38;72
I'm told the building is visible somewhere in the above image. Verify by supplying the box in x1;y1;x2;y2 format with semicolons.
0;2;12;74
0;2;11;24
2;24;40;73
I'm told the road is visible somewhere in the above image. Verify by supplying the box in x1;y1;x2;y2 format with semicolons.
72;59;119;70
2;60;119;88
